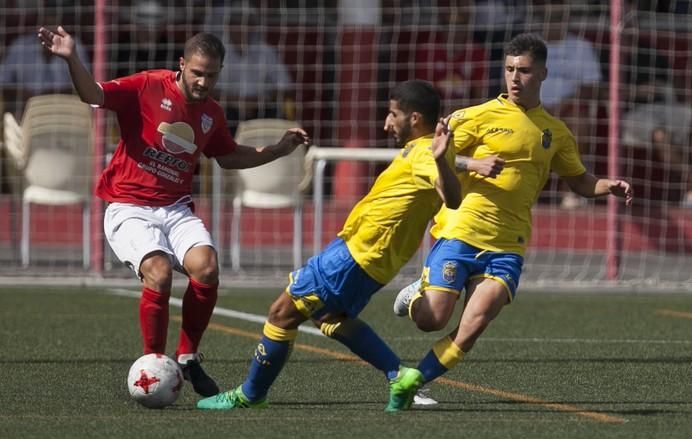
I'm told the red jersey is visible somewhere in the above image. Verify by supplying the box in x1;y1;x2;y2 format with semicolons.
95;70;237;206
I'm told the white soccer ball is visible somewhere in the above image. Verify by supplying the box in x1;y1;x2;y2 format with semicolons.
127;353;183;409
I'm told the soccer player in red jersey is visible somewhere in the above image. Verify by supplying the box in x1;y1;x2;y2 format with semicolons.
37;26;309;397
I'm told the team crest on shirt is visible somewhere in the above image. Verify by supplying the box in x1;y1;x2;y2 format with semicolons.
450;110;465;121
402;143;414;158
442;261;458;284
541;129;552;149
201;113;213;134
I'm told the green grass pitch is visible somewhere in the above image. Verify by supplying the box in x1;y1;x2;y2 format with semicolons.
0;286;690;438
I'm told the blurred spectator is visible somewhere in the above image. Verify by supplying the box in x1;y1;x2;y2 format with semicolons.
381;0;438;27
473;0;528;29
216;2;294;133
621;83;692;207
620;34;675;104
472;0;528;96
533;2;603;209
634;0;692;13
113;1;177;78
171;0;208;26
539;3;602;113
0;4;89;117
415;3;488;112
620;37;691;207
202;0;230;35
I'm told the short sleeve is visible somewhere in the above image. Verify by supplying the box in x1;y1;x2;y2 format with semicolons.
447;108;481;153
551;131;587;177
204;116;237;157
99;72;146;112
410;139;456;189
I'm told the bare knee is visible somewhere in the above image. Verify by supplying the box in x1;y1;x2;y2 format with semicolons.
184;246;219;284
190;263;219;285
412;292;456;332
267;293;307;329
140;252;173;292
414;315;449;332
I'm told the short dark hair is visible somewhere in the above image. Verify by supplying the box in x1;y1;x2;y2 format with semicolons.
389;80;440;129
504;33;548;65
184;33;226;64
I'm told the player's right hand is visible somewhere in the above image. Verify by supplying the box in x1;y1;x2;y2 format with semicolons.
37;26;75;60
431;117;453;160
468;155;505;178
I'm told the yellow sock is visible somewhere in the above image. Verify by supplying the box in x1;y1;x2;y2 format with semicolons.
263;321;297;342
432;336;465;370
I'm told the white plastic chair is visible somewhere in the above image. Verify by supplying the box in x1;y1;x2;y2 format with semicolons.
230;119;310;272
3;94;92;268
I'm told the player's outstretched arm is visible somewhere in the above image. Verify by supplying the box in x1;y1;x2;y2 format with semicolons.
216;128;311;169
37;26;103;106
562;173;634;206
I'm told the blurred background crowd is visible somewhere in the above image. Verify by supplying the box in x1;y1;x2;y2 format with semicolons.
0;0;690;209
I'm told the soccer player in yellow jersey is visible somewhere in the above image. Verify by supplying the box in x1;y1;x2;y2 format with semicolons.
197;80;504;412
393;34;634;390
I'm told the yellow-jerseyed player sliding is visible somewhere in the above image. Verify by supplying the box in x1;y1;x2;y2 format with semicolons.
393;33;634;391
197;80;504;412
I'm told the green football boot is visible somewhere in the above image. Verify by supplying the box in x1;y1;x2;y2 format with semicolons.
385;366;424;412
196;386;268;410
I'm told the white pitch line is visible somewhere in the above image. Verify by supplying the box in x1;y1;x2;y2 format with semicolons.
106;289;690;345
106;288;324;336
107;289;436;406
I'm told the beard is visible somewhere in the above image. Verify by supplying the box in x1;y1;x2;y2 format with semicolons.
178;74;206;102
395;123;412;148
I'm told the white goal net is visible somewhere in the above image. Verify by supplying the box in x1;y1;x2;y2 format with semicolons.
0;0;690;290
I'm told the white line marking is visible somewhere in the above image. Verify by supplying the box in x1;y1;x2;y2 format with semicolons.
106;289;689;345
106;288;324;336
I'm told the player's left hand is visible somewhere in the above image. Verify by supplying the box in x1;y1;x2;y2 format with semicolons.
609;179;634;206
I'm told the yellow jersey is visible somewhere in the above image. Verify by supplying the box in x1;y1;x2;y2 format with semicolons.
431;94;586;255
338;133;456;284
